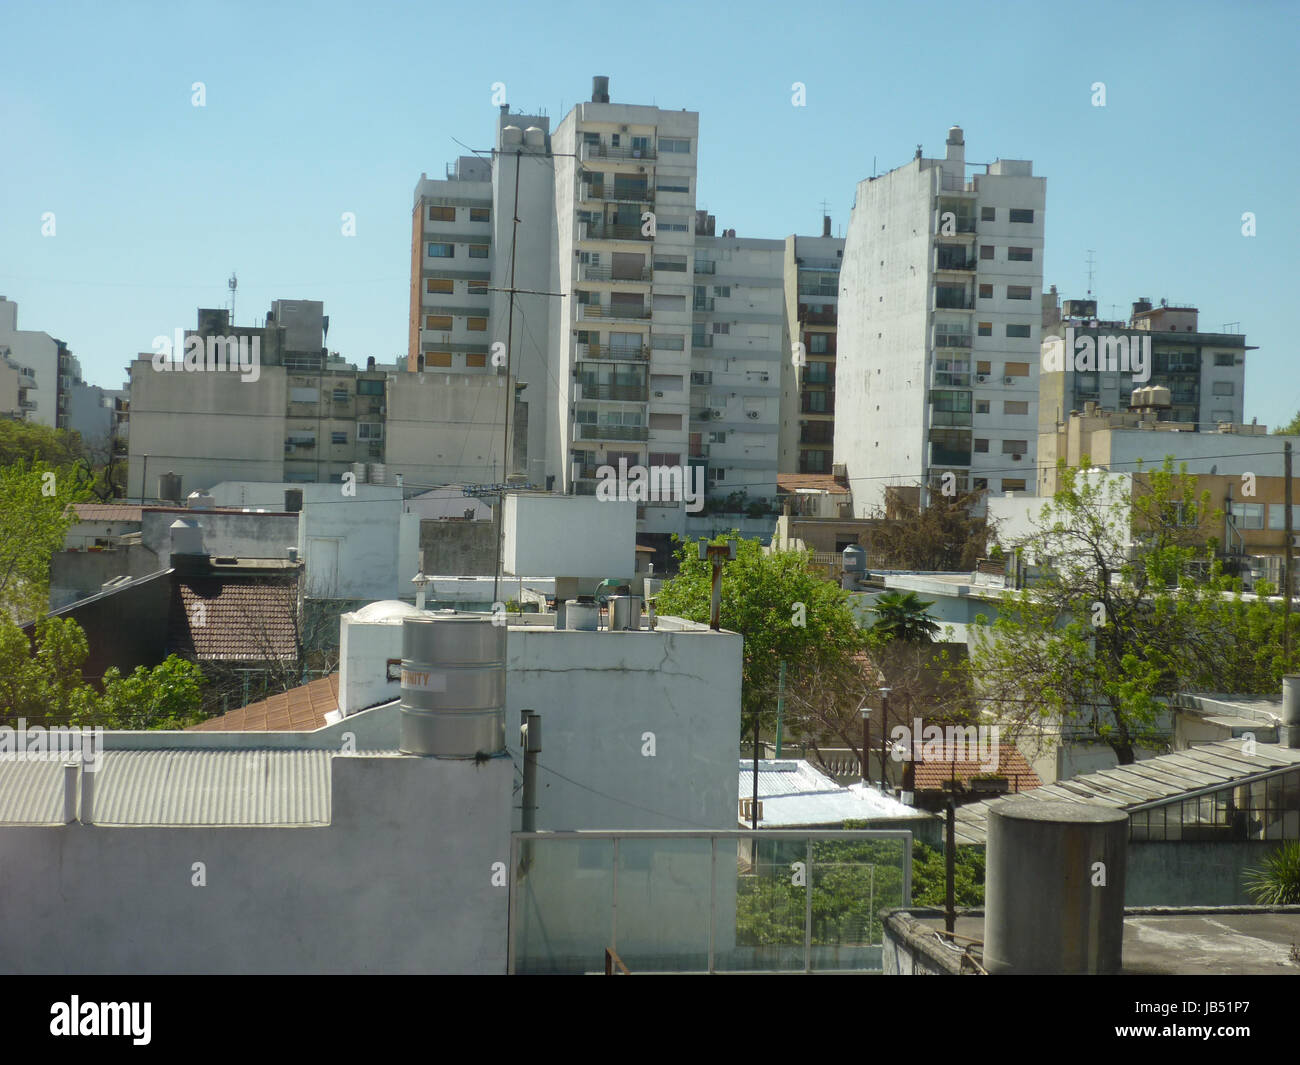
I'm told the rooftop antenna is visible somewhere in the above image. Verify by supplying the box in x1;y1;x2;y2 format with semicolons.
227;271;238;323
1085;250;1096;300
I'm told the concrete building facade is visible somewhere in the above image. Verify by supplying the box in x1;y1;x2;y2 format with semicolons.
835;128;1046;514
0;296;67;426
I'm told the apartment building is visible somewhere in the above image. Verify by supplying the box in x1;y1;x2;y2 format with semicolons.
835;127;1046;515
778;220;845;476
1039;291;1251;435
689;223;785;512
0;296;70;426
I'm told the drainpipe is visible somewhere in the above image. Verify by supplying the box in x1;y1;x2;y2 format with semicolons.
520;709;541;874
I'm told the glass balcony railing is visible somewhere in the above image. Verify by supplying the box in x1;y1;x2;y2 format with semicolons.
508;829;913;974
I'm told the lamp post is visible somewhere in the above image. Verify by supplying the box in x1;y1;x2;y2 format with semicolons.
858;697;871;785
878;687;892;796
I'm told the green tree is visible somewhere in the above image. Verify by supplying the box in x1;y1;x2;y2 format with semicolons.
869;488;992;571
1272;411;1300;436
1242;842;1300;905
971;459;1294;765
655;534;867;735
87;657;207;730
0;462;87;620
869;591;940;643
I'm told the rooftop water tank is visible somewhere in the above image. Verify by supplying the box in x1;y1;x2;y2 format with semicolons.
186;490;215;509
158;473;182;503
608;595;641;631
399;613;505;758
564;598;599;631
501;125;523;147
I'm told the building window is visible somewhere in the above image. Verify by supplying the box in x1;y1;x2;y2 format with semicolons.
428;206;455;222
466;317;487;332
1008;246;1033;262
357;379;384;395
468;279;489;295
809;334;829;354
427;243;454;258
466;353;486;367
357;423;384;441
980;245;994;260
648;452;681;467
1213;381;1235;396
713;323;730;335
470;207;490;222
426;278;453;294
1009;208;1035;223
1006;324;1031;338
1004;400;1029;415
1268;504;1300;530
708;431;727;444
1001;478;1026;492
977;322;992;336
978;284;993;299
713;286;730;298
973;477;988;490
1001;439;1028;454
1007;285;1032;300
468;245;489;259
1229;502;1264;530
1004;361;1030;377
980;206;996;221
1215;352;1236;367
331;431;348;445
975;400;990;414
425;352;452;367
659;138;691;153
710;468;726;482
974;438;989;453
657;180;690;193
976;360;992;375
691;371;712;385
805;361;829;383
425;315;452;331
805;391;827;412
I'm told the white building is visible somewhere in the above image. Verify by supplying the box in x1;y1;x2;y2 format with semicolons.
835;127;1046;514
0;295;63;426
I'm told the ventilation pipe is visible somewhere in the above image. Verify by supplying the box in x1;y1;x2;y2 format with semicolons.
1283;675;1300;748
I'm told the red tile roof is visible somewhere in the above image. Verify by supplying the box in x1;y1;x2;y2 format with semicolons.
912;743;1042;792
189;673;339;732
776;473;850;495
69;503;144;522
167;576;300;662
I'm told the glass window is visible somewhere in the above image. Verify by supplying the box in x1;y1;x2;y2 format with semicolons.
427;205;455;222
425;315;452;330
468;245;489;259
1268;504;1300;530
980;206;996;221
466;318;487;332
1009;208;1034;223
977;322;992;336
357;379;384;395
1008;247;1033;261
331;431;347;444
1229;502;1264;530
1215;352;1235;367
1212;381;1235;396
1006;323;1031;338
809;334;829;354
1007;285;1032;300
658;138;691;153
427;242;454;258
1004;401;1028;415
974;438;989;453
470;207;490;222
1001;478;1026;492
980;245;994;260
426;278;453;294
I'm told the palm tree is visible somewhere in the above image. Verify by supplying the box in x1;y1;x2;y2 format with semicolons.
1243;841;1300;905
869;591;940;643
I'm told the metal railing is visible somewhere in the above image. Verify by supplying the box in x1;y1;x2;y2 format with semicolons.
580;264;653;283
935;294;975;310
693;297;714;311
934;331;972;348
581;221;653;242
576;424;650;442
582;182;654;203
576;342;650;362
581;143;656;162
508;829;912;974
930;409;972;427
580;304;652;321
578;382;649;402
935;254;976;271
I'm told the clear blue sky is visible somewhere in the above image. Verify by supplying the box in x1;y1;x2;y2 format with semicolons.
2;0;1296;424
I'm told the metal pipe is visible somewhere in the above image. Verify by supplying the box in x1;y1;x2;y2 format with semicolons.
945;799;956;934
63;762;78;824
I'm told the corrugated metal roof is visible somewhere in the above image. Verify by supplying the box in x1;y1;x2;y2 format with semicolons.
954;741;1300;845
0;750;335;826
738;760;926;827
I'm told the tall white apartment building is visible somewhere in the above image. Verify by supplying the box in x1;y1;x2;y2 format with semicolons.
0;296;66;427
835;127;1046;514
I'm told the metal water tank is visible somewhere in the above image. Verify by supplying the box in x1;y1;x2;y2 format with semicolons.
158;473;182;503
399;613;505;758
1282;675;1300;748
841;544;866;589
609;595;641;631
564;599;599;631
350;462;367;485
984;799;1128;974
367;463;386;486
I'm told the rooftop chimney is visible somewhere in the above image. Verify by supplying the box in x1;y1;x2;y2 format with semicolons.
822;215;831;238
592;75;610;103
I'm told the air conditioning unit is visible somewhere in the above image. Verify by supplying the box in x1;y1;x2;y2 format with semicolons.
1292;535;1300;549
711;409;725;420
1011;453;1023;461
379;406;386;415
976;374;989;383
1004;376;1016;385
747;411;760;420
620;125;629;132
654;391;664;398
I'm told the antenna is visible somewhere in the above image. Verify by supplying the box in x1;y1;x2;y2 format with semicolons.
227;271;238;322
1084;250;1096;300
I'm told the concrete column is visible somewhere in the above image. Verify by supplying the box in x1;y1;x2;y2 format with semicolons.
984;799;1128;974
1282;675;1300;749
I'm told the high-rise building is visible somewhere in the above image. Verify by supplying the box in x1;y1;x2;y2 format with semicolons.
779;219;844;475
835;127;1046;514
0;296;67;427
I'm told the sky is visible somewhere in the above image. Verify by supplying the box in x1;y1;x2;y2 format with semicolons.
1;0;1297;425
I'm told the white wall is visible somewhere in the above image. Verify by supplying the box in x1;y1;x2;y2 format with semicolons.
503;493;636;577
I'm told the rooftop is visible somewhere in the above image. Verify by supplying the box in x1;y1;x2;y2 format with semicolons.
739;759;930;826
189;673;340;733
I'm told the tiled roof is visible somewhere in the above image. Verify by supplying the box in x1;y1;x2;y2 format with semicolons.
69;503;144;522
952;740;1300;845
776;473;851;495
167;575;300;662
189;673;339;732
913;744;1042;792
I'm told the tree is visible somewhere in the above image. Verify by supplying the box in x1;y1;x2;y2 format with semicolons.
869;591;940;643
87;658;207;730
869;487;992;571
1242;842;1300;905
970;459;1294;765
654;534;867;736
0;463;87;620
1273;411;1300;436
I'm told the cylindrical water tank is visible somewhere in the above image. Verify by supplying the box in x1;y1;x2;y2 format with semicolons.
524;126;545;149
501;125;523;147
985;799;1128;974
399;613;505;758
351;462;367;485
1282;675;1300;748
367;463;386;486
158;473;182;503
609;595;641;631
565;599;599;631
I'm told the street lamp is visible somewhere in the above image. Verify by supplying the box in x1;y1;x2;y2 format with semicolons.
857;695;871;785
877;687;893;795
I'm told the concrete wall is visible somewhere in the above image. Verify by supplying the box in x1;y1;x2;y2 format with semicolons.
385;371;510;486
1127;842;1282;907
420;520;496;576
0;297;59;426
142;510;299;568
49;544;161;610
0;754;512;973
503;493;636;578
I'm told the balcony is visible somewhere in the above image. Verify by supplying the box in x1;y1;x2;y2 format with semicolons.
940;174;975;193
935;252;976;272
800;396;834;415
580;303;652;322
934;371;971;388
929;408;972;428
691;334;713;348
576;342;650;362
580;142;656;163
798;305;837;325
934;293;975;310
798;257;841;271
580;264;653;283
797;284;839;297
578;382;650;402
934;330;972;349
693;297;715;312
576;424;650;442
508;828;912;974
694;260;717;275
581;221;653;243
582;181;654;204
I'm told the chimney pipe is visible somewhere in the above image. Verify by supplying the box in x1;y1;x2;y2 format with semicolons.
591;75;610;103
822;215;831;238
64;762;79;824
80;763;95;825
1282;675;1300;748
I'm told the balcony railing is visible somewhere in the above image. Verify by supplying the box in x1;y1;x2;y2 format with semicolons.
929;409;972;427
935;294;974;310
582;182;654;203
580;303;652;321
935;254;976;271
934;372;971;388
581;221;653;242
580;264;653;283
576;424;650;442
800;397;834;414
936;219;977;234
578;383;650;402
797;284;839;297
940;174;975;193
693;297;714;311
694;260;717;275
577;342;650;362
508;829;913;974
691;334;713;348
798;257;842;271
798;306;837;325
934;331;972;348
580;143;656;163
